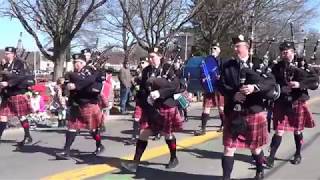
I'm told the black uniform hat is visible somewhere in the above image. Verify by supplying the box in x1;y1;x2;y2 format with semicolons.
5;47;16;53
232;34;247;44
72;53;86;62
211;42;220;47
279;41;295;51
81;48;91;54
140;57;149;62
148;47;163;54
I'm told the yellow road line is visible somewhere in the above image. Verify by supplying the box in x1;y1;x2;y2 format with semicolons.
42;131;222;180
307;96;320;105
42;96;320;180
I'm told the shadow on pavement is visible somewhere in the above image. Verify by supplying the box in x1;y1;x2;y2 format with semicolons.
179;148;254;165
115;165;221;180
187;115;220;121
11;143;123;167
101;135;132;144
0;139;18;144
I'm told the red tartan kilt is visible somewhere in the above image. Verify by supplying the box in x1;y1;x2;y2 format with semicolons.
140;105;183;134
133;105;142;120
203;92;224;108
223;111;268;149
273;101;315;132
68;103;103;130
0;94;33;117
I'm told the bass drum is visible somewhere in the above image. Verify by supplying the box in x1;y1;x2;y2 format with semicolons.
182;56;219;93
182;56;205;93
201;55;219;93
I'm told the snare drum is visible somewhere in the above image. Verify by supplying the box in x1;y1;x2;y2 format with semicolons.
174;93;190;109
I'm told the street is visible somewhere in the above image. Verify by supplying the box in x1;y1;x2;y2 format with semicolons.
1;90;320;180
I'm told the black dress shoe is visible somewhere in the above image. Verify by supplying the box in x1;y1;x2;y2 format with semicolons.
124;138;137;146
121;161;138;173
55;151;71;160
166;157;179;169
266;156;274;168
95;144;105;155
255;171;264;180
152;134;161;141
217;126;223;132
194;129;206;136
291;154;302;165
17;136;33;146
184;117;188;122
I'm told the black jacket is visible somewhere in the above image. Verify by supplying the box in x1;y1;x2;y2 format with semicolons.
1;58;33;97
272;60;319;104
139;63;180;108
218;57;276;114
67;66;103;106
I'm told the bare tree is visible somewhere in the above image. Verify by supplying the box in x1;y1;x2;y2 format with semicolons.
6;0;108;80
118;0;205;50
191;0;319;57
101;0;138;62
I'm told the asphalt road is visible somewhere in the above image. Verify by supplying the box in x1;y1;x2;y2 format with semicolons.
1;90;320;180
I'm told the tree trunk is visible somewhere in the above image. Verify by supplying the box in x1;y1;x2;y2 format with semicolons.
53;50;67;81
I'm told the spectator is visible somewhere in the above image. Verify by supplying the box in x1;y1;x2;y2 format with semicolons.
52;77;67;127
118;61;132;114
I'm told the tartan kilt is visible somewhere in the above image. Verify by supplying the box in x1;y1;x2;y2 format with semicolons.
273;101;315;132
0;94;33;117
68;103;103;131
140;105;183;134
133;104;142;121
223;111;268;149
203;91;224;108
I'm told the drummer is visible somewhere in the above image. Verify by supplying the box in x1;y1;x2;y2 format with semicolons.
194;42;225;136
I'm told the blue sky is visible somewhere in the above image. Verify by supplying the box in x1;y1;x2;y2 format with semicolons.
0;18;38;51
0;1;319;52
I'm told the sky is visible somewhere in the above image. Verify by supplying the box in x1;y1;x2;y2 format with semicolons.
0;18;38;51
0;1;319;52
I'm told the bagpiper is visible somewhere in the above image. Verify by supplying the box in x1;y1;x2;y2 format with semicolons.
125;57;150;145
266;41;319;168
121;47;183;173
0;47;34;147
219;35;276;180
55;53;105;159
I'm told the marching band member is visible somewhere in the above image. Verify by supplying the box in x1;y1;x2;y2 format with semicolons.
173;57;190;122
125;57;150;145
81;48;92;62
194;42;224;136
266;41;319;167
121;47;183;173
55;53;105;159
219;35;275;180
0;47;34;146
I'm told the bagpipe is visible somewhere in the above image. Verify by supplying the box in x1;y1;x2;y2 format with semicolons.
144;46;191;109
63;51;107;97
287;23;319;91
231;62;248;138
0;60;35;94
145;46;183;93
